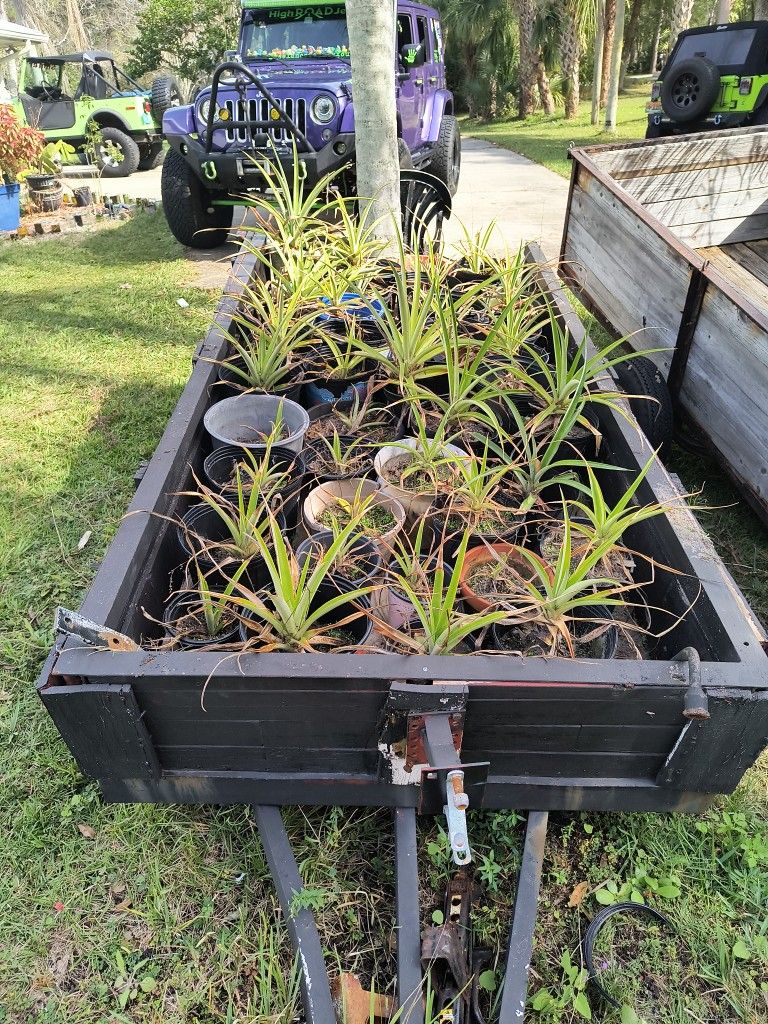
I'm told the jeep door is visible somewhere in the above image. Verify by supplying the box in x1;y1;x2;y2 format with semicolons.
396;9;423;151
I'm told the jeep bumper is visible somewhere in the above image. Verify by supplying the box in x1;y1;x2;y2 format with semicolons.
165;133;355;190
646;111;747;132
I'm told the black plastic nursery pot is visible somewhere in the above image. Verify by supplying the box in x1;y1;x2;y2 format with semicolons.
37;246;768;815
239;581;374;651
213;358;303;404
162;592;241;650
296;531;383;588
304;434;374;484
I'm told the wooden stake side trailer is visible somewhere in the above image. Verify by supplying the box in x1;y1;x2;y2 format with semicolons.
560;125;768;525
35;243;768;1023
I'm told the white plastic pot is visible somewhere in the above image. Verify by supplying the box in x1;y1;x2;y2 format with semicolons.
303;478;406;557
204;393;310;453
374;437;469;522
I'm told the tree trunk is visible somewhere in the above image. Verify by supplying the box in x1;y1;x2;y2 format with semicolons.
669;0;694;43
536;58;556;114
649;21;661;72
346;0;400;243
756;0;768;18
619;0;645;90
562;4;581;119
516;0;537;117
716;0;731;22
591;0;605;124
605;0;626;130
600;0;616;107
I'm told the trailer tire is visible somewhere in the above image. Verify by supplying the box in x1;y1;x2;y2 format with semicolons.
429;115;461;195
613;355;674;451
162;149;233;249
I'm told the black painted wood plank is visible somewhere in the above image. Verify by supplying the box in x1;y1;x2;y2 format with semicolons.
40;683;160;781
657;689;768;792
156;745;373;773
462;749;663;779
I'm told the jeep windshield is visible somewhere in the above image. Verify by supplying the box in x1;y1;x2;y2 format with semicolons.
673;27;755;68
242;4;350;60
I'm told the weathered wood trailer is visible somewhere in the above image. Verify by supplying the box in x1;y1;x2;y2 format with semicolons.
560;125;768;524
36;242;768;1024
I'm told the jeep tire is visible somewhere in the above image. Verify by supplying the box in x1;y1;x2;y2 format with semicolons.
398;138;414;169
139;142;166;171
661;57;720;123
429;115;461;196
162;149;233;249
94;126;140;178
151;75;183;120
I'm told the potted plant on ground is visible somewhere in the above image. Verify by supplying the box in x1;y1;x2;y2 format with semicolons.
20;140;75;212
0;104;43;232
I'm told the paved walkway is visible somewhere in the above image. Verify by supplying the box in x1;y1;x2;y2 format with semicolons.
62;134;569;270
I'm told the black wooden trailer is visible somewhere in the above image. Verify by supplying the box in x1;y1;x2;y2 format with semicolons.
36;243;768;1023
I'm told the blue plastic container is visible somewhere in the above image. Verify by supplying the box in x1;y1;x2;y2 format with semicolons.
0;183;21;232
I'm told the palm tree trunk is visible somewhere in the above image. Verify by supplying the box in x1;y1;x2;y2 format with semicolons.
516;0;538;118
649;21;661;73
600;0;616;107
536;58;556;115
716;0;731;22
591;0;605;124
562;4;581;120
346;0;400;243
605;0;626;130
620;0;645;90
669;0;694;43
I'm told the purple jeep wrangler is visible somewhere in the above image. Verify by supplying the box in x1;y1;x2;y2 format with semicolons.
161;0;460;248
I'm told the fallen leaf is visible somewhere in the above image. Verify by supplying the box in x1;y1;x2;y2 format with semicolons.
77;823;96;840
77;530;92;551
113;899;132;912
568;881;590;908
111;881;127;897
53;901;64;913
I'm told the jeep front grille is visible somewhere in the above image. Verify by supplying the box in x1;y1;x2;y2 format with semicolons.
223;97;307;144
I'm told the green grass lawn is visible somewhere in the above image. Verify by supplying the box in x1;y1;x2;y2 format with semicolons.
464;82;650;178
1;218;768;1022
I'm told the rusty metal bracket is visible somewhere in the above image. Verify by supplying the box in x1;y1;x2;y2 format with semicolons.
54;607;140;652
674;646;710;721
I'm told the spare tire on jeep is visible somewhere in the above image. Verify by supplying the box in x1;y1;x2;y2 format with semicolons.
151;75;183;120
661;57;720;123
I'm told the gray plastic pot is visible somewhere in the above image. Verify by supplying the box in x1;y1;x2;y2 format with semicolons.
204;394;310;454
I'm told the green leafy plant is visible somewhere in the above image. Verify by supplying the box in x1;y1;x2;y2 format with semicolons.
0;103;44;183
435;442;522;535
228;512;374;652
379;529;508;654
190;560;249;638
531;948;592;1021
309;315;371;381
220;276;321;393
498;510;642;655
310;431;370;477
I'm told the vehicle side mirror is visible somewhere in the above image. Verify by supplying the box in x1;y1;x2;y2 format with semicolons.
224;50;240;62
400;43;426;69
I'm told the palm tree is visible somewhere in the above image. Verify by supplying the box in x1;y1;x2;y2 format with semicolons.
668;0;693;44
443;0;517;119
516;0;539;117
560;0;596;118
346;0;400;242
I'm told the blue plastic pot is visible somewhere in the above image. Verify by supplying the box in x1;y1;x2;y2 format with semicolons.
0;184;21;232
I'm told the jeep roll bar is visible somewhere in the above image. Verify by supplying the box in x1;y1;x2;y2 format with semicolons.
203;61;316;154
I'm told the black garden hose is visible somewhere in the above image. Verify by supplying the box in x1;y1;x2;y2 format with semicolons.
583;901;673;1009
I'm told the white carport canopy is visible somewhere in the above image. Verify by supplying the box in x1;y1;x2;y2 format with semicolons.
0;19;47;46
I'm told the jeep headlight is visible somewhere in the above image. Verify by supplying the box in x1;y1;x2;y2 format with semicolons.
310;95;336;125
198;99;212;124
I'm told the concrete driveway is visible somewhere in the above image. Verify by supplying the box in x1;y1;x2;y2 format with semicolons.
62;136;568;261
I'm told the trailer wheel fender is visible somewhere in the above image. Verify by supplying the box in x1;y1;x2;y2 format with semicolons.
613;355;674;452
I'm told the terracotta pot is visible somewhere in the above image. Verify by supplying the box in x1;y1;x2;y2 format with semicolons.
303;478;405;557
459;543;550;612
